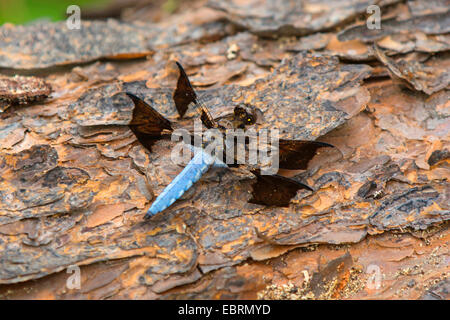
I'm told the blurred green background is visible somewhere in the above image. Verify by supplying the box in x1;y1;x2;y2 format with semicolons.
0;0;112;25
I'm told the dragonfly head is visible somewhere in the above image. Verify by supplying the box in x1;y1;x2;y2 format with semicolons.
233;104;264;129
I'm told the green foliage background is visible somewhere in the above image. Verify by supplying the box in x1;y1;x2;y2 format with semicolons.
0;0;111;25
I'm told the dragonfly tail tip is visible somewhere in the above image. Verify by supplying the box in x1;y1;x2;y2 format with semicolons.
144;211;155;220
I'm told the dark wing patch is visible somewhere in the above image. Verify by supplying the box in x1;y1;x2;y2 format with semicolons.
126;92;173;151
249;170;313;207
173;61;197;118
278;139;335;170
173;61;216;129
200;108;216;129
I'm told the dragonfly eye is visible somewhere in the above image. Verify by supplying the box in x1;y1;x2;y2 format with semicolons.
234;106;247;118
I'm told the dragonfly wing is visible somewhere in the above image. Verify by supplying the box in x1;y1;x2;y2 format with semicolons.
248;170;313;207
278;139;335;170
126;92;173;151
173;61;197;118
173;61;217;129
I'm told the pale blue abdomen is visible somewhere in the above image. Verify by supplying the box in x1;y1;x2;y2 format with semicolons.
145;147;224;218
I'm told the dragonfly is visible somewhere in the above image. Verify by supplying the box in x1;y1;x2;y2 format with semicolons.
125;62;335;219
